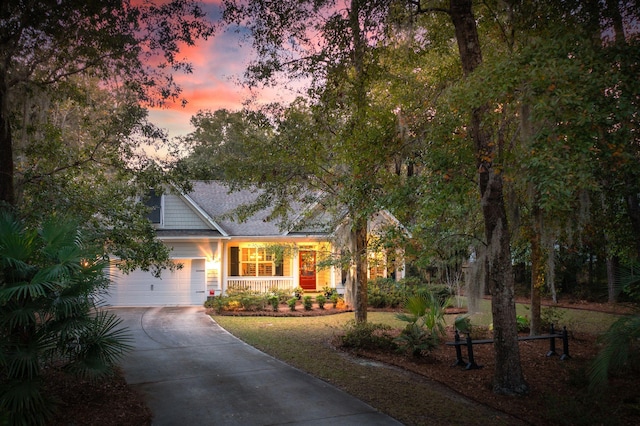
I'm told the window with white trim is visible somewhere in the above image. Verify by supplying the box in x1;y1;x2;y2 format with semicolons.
241;247;274;276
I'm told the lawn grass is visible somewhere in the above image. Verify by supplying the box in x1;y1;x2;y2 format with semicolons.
453;298;623;334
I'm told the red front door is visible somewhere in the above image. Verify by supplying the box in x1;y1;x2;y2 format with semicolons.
299;251;316;290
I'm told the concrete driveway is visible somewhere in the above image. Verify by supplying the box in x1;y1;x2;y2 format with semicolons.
111;307;403;426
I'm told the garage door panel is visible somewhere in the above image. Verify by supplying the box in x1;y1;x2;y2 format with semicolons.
104;260;206;306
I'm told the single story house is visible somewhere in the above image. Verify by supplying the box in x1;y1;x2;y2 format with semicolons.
103;181;406;306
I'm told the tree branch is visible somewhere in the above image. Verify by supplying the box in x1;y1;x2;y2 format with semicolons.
407;0;450;15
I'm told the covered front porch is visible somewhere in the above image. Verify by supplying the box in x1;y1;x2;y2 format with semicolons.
220;241;336;295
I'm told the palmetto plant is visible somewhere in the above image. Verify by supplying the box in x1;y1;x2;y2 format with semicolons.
589;262;640;391
395;291;450;356
588;314;640;392
0;212;132;425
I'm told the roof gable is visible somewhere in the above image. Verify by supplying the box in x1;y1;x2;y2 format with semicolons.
162;192;213;230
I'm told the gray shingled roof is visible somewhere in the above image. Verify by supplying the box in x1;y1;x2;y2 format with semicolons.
186;181;309;237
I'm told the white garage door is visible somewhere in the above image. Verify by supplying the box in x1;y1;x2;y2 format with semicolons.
103;259;206;306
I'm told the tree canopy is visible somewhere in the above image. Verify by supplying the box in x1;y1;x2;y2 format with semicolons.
0;0;214;272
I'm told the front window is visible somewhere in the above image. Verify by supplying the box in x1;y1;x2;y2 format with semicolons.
241;247;274;276
368;251;386;279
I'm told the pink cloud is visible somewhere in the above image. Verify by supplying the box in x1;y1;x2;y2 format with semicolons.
144;0;306;139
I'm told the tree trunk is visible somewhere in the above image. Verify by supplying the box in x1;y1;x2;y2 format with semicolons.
606;255;618;303
354;218;368;323
0;72;15;207
606;0;626;45
546;235;557;303
627;193;640;259
449;0;528;395
521;102;543;334
343;228;357;309
530;223;543;336
347;0;369;323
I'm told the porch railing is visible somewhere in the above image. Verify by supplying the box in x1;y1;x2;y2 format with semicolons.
226;277;295;293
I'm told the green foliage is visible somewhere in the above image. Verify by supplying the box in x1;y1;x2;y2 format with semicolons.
426;284;454;307
315;294;326;309
1;0;215;273
268;295;279;312
394;290;450;356
340;320;396;351
367;278;410;308
222;288;269;311
395;323;438;357
238;292;268;311
287;298;297;311
588;314;640;391
204;295;235;313
322;285;336;298
454;315;472;334
330;293;339;307
293;286;304;300
516;315;530;332
620;261;640;302
203;296;223;311
303;295;313;311
268;287;292;303
540;306;566;331
0;212;132;426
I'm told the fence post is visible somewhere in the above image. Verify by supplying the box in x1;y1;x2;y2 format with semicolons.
546;323;558;357
465;333;481;370
451;329;466;367
560;326;571;360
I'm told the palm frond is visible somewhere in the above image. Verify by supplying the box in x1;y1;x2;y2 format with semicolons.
0;377;55;426
0;212;124;425
589;314;640;391
64;310;133;379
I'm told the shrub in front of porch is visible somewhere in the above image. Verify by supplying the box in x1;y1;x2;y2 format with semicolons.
303;296;313;311
208;288;270;312
330;293;339;308
287;298;297;311
268;287;293;304
268;295;279;312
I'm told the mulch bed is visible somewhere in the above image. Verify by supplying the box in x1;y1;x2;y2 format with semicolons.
342;328;640;426
45;367;152;426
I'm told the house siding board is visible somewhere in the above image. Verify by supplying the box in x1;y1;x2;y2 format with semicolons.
163;193;209;230
166;241;218;259
283;257;292;277
313;268;331;291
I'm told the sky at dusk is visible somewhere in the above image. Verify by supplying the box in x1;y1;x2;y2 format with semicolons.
146;1;300;140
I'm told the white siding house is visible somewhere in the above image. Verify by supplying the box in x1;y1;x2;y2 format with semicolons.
103;181;406;307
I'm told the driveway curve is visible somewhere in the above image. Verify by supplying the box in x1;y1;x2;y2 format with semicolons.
111;306;402;426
